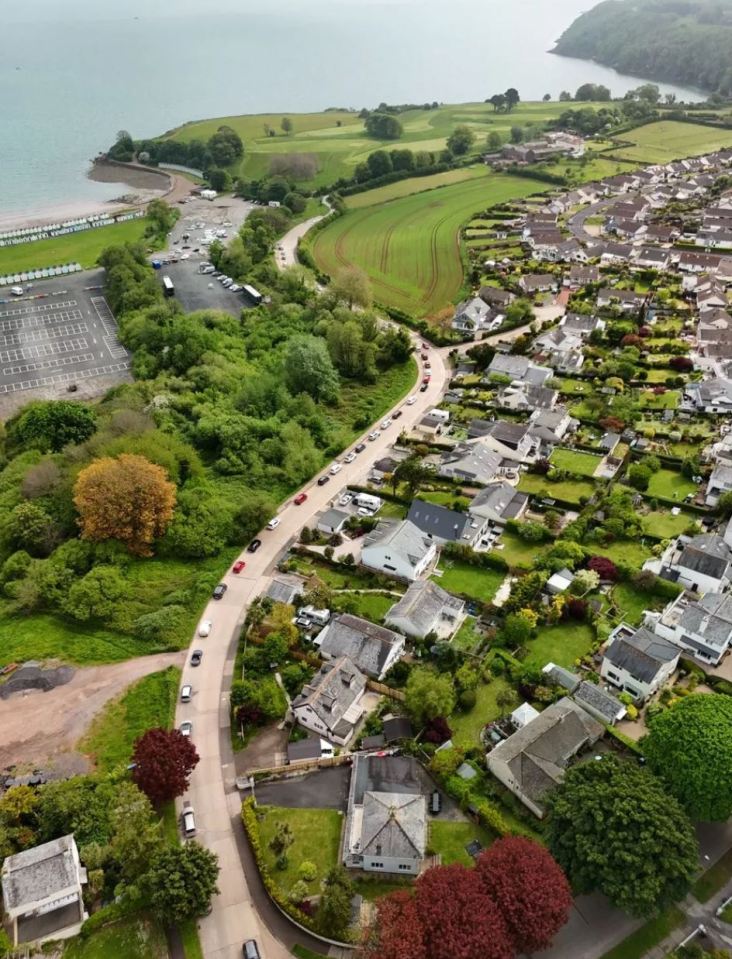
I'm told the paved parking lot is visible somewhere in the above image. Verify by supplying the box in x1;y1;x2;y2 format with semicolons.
0;269;130;412
157;261;257;317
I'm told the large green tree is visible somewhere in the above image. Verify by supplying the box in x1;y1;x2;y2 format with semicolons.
446;125;475;156
545;756;698;916
644;694;732;821
146;842;219;923
283;334;339;402
9;400;97;453
404;667;456;726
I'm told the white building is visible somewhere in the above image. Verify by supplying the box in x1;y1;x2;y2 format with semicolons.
601;625;679;703
646;533;732;595
646;590;732;666
361;520;437;582
291;657;367;746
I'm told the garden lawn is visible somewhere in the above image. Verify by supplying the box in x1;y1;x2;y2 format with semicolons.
431;560;504;604
332;591;396;623
311;174;545;317
636;389;680;411
592;539;654;568
452;616;485;653
256;806;342;894
599;907;685;959
549;449;602;478
0;218;148;275
450;676;513;747
609;120;732;164
610;583;662;626
641;509;697;539
517;472;595;505
523;622;595;669
645;468;697;502
351;877;413;902
492;530;550;570
79;666;180;771
429;820;495;866
64;916;167;959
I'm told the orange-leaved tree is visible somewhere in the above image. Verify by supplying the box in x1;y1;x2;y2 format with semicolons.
74;453;176;556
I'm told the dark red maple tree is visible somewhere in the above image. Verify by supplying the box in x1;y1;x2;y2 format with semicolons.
360;889;425;959
588;555;619;581
476;836;573;954
415;864;513;959
132;727;199;806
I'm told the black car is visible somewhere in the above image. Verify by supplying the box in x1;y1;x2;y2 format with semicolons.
212;583;227;600
354;443;366;453
430;790;442;815
317;475;330;486
191;649;203;667
392;410;403;420
419;383;429;392
247;539;262;553
243;941;261;959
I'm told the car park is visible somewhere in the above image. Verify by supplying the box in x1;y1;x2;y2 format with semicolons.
406;396;417;405
198;619;212;637
343;452;356;463
180;684;193;703
330;463;342;475
317;474;330;486
266;517;280;530
354;443;366;453
182;802;196;838
232;560;246;573
294;493;308;505
213;583;227;600
247;539;262;553
180;721;193;737
368;430;380;441
191;649;203;667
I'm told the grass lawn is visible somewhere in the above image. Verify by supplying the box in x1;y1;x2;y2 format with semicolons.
492;530;550;570
549;449;602;478
721;903;732;924
311;174;545;317
180;920;204;959
0;218;148;275
418;489;471;510
64;916;167;959
429;820;494;866
450;676;513;747
79;666;180;771
609;120;732;165
256;805;342;894
346;164;491;209
593;539;654;568
692;845;732;902
599;907;685;959
332;591;396;623
641;509;697;539
431;559;504;604
636;389;680;411
452;616;485;653
292;947;330;959
517;472;595;505
289;555;391;591
645;469;697;502
610;582;662;626
333;359;417;440
523;622;595;669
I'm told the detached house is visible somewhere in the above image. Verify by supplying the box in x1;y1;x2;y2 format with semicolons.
361;520;438;582
407;500;487;548
601;625;679;703
438;442;503;486
649;532;732;594
707;462;732;505
315;614;405;681
646;590;732;666
469;481;529;527
292;656;367;746
519;274;558;295
452;297;500;335
597;288;646;313
385;580;465;640
477;420;542;464
486;354;553;387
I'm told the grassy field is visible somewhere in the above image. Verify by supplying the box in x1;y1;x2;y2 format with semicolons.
429;820;494;866
609;120;732;164
549;448;602;478
431;559;505;604
64;916;167;959
641;509;697;539
79;666;180;771
523;622;595;669
450;676;513;747
311;174;545;316
517;473;596;505
256;806;342;894
332;591;395;623
345;164;491;209
167;101;607;191
0;218;148;276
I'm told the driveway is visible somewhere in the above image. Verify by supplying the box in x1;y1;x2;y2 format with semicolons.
253;766;351;812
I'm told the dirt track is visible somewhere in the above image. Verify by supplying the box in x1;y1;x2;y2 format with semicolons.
0;651;186;771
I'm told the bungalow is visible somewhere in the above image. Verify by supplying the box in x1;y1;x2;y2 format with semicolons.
477;420;541;463
361;520;438;582
292;656;367;746
497;382;558;412
601;624;679;703
594;241;633;265
385;579;465;640
528;406;576;439
469;481;529;527
685;378;732;414
597;288;646;313
487;697;603;818
486;354;553;387
633;247;671;270
646;590;732;666
266;573;307;606
677;251;723;274
315;613;405;680
317;508;351;535
561;312;605;338
519;274;558;295
533;327;585;373
438;441;504;486
407;499;487;548
479;286;515;308
566;265;600;289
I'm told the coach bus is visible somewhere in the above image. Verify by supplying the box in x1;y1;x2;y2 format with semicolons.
242;284;263;305
162;276;175;297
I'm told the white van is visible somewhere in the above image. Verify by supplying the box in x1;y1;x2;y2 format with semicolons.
10;286;23;296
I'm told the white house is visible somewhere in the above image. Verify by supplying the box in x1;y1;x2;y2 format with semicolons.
315;613;405;681
452;296;493;334
2;836;87;946
707;462;732;506
645;590;732;666
600;625;679;703
647;533;732;594
291;656;367;746
361;520;438;582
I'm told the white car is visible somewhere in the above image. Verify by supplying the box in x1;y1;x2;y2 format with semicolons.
406;396;417;405
181;253;190;260
329;463;342;475
343;452;356;464
266;518;280;530
368;430;381;441
10;286;23;296
180;721;193;737
198;619;212;638
339;492;353;506
381;418;392;429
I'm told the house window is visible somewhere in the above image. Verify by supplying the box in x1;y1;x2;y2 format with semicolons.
370;861;384;868
384;564;396;572
398;864;412;871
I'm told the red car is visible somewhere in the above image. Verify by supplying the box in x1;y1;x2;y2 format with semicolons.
294;492;308;505
232;560;246;574
422;376;431;385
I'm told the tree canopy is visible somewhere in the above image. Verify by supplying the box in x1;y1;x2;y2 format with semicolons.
8;400;97;453
364;112;403;140
132;727;199;806
146;841;219;923
404;667;456;726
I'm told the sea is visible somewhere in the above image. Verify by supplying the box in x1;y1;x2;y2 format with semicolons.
1;0;702;217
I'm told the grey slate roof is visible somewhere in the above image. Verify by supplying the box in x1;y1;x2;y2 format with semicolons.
292;656;367;732
604;627;679;684
438;442;503;485
317;614;403;678
574;681;624;724
469;481;528;522
385;579;464;637
363;520;435;568
2;836;80;911
360;791;426;860
488;354;530;379
266;574;306;605
407;499;475;543
678;533;732;580
678;591;732;652
382;716;413;742
287;738;323;762
542;662;581;692
318;508;350;530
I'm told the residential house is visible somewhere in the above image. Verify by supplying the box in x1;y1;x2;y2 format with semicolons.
479;286;515;309
561;312;605;338
475;420;542;464
566;265;600;289
452;297;493;335
406;499;487;547
597;288;646;313
486;354;553;387
469;481;529;528
292;656;367;746
528;406;576;440
438;441;504;486
286;737;333;764
685;378;732;414
315;613;405;681
601;625;679;702
707;462;732;505
487;697;603;818
385;580;465;640
519;274;558;295
646;590;732;666
361;520;438;582
497;382;558;412
317;508;351;535
649;532;732;593
633;247;671;270
266;573;307;606
2;836;87;946
533;327;585;373
573;681;626;725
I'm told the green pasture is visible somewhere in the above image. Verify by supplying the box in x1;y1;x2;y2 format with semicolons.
609;120;732;164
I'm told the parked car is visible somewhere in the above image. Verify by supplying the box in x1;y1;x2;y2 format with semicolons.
420;383;429;392
421;353;428;361
213;583;227;600
392;410;403;420
242;942;261;959
180;684;193;703
198;619;212;637
191;649;203;667
247;539;262;553
406;396;417;405
431;790;442;815
368;430;381;441
294;492;308;505
266;518;280;530
343;452;356;463
380;418;392;429
339;492;354;506
330;463;342;475
317;475;330;486
180;721;193;737
232;560;246;574
182;802;196;838
354;443;366;453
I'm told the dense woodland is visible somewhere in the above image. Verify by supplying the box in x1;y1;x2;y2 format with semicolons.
555;0;732;94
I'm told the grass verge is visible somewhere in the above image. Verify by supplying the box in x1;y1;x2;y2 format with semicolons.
598;907;684;959
692;845;732;902
63;915;167;959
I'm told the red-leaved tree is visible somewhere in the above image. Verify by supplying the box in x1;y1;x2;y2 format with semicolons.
669;355;693;372
476;837;573;954
588;555;618;581
132;727;199;806
360;890;425;959
415;864;513;959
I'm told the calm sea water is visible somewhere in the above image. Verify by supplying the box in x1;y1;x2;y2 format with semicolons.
1;0;700;216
